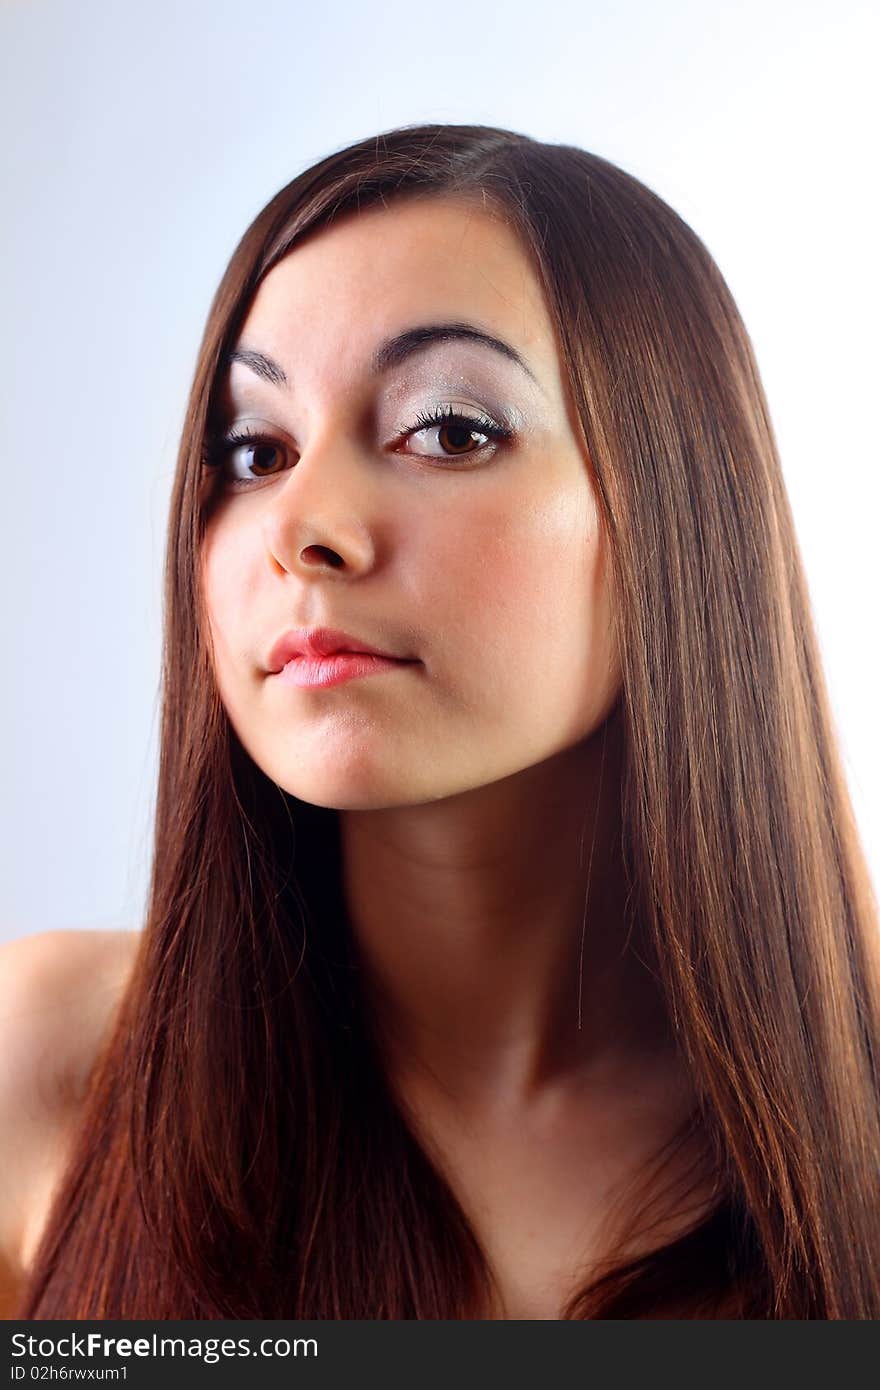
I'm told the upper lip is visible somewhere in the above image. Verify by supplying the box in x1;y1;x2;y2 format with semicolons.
267;626;413;672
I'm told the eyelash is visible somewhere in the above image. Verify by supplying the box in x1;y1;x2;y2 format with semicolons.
200;404;514;490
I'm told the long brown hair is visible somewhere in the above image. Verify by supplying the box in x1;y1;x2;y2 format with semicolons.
18;122;880;1318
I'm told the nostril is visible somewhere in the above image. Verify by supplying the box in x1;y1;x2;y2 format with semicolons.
302;545;344;568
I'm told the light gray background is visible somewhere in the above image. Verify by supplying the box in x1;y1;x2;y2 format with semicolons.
2;0;877;944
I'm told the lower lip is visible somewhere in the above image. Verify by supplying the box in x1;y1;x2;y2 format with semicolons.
273;653;416;689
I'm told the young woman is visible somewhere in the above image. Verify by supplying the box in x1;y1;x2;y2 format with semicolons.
4;121;879;1319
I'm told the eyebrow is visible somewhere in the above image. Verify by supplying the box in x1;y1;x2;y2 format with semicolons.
223;321;542;391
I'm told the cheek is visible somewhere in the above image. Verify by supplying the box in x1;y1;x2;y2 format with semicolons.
426;485;599;644
420;483;617;729
199;519;256;674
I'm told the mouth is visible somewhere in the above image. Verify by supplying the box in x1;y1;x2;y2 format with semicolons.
272;651;419;690
266;625;416;672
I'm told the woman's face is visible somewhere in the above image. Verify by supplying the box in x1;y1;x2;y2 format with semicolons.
201;194;621;810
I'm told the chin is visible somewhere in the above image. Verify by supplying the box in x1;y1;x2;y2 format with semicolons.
267;757;487;813
260;753;408;811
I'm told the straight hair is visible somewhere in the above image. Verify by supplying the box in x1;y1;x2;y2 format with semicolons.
18;122;880;1318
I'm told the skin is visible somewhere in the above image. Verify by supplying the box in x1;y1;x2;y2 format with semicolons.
200;195;699;1315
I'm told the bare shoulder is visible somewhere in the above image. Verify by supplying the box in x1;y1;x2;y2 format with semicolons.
0;928;141;1107
0;928;141;1302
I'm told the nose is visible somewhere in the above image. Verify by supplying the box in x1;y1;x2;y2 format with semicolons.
260;432;378;580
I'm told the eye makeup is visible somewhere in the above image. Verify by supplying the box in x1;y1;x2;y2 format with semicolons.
201;398;519;490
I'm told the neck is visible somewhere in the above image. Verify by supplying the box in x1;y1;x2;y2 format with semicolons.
338;705;674;1111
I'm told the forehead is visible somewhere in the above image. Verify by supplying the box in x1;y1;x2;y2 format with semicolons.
231;195;561;402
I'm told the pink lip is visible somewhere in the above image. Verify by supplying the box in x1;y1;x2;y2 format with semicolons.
273;652;414;689
267;625;412;672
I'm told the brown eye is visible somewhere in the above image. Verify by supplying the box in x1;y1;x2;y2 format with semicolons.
201;427;290;488
402;404;513;463
233;440;283;477
437;421;487;455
